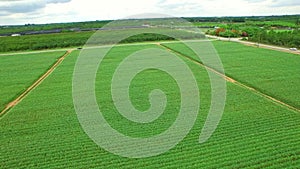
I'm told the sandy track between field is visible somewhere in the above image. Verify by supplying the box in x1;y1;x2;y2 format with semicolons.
0;50;73;117
206;35;300;55
158;43;300;114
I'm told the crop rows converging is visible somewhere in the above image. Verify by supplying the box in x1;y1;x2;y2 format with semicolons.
0;42;299;168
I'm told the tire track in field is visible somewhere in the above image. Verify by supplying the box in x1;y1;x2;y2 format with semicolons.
157;43;300;114
0;50;73;118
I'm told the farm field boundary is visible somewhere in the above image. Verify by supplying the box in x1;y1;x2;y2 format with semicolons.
206;35;300;55
158;43;300;114
0;50;73;118
0;48;73;56
0;39;215;56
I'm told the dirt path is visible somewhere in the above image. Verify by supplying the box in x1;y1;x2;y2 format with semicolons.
1;41;298;118
0;50;73;118
0;48;76;56
158;43;300;114
206;35;300;55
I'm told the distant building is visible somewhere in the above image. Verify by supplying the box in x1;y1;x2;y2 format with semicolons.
289;48;297;51
142;24;150;27
11;34;21;37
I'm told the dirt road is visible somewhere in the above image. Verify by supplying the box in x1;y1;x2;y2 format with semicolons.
206;35;300;55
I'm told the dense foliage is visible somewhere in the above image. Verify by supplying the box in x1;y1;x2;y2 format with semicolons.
1;15;299;52
204;15;300;48
0;20;110;35
249;30;300;48
0;28;204;52
0;31;94;52
120;33;174;43
189;15;300;28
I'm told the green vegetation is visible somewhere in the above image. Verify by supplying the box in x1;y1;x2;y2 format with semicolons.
1;42;300;168
189;15;300;28
0;28;204;52
249;30;300;48
120;33;174;43
0;51;65;111
215;41;300;108
200;15;300;48
245;20;297;28
0;20;110;35
0;31;94;52
1;15;299;53
162;41;300;109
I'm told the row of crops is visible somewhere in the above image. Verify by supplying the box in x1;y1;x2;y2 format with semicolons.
0;51;65;111
0;41;299;168
162;41;300;109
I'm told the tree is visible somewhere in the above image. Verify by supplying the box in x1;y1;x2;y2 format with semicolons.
215;28;226;36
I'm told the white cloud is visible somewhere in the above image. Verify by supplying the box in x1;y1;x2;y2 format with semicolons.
0;0;299;25
0;0;71;13
271;0;300;7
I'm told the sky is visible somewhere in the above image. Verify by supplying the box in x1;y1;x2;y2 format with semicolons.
0;0;299;25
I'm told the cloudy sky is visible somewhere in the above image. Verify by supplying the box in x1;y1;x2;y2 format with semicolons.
0;0;299;25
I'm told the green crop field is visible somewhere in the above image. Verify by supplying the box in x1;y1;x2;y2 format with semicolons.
0;27;204;53
1;41;300;168
0;51;66;111
162;41;300;109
